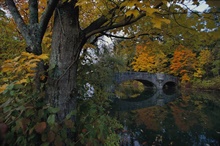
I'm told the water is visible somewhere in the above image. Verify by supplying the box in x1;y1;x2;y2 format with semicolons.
111;88;220;146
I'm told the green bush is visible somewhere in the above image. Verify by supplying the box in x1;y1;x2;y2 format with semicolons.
192;76;220;90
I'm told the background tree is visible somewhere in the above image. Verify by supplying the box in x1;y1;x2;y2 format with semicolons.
170;45;197;82
132;43;168;73
194;49;213;79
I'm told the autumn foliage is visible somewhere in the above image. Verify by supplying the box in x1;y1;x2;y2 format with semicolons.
170;45;197;82
132;44;216;83
0;52;48;95
132;43;168;73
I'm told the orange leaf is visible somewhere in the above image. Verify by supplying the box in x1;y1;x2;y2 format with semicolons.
0;84;8;93
34;122;47;134
64;119;74;128
47;131;56;143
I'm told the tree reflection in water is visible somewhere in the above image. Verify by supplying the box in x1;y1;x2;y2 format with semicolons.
112;89;220;146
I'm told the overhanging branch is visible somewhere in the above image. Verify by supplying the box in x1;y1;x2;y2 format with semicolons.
85;2;164;39
102;32;161;40
29;0;38;24
5;0;28;37
83;5;121;36
39;0;59;40
85;13;145;38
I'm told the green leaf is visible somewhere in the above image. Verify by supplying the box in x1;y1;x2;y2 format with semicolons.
7;83;14;90
60;129;67;139
40;142;50;146
0;98;13;108
13;84;24;89
66;110;76;119
41;133;47;142
47;114;55;125
48;107;60;114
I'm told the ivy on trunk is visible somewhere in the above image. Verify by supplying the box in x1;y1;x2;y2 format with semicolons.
47;2;86;122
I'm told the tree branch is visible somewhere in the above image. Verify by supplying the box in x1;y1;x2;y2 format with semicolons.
102;32;161;40
173;13;194;30
29;0;38;24
85;13;145;38
39;0;59;40
85;2;164;39
5;0;28;37
84;15;108;36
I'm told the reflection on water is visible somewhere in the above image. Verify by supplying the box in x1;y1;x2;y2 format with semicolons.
113;89;180;111
112;89;220;146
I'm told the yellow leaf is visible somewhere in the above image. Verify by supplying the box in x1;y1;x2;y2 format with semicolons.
0;84;8;93
25;73;35;78
132;9;139;18
1;63;14;72
1;78;9;82
1;67;13;73
37;54;49;60
19;57;27;63
120;1;128;8
15;79;28;84
125;10;139;17
159;18;171;24
13;56;21;62
121;1;137;8
145;7;159;15
4;59;12;63
127;1;137;7
151;18;162;29
21;52;33;57
75;0;87;7
28;63;38;68
125;10;133;17
29;58;41;63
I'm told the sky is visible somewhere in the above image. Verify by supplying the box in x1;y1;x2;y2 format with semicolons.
181;0;209;12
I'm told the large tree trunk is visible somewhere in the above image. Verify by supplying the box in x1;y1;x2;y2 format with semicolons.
46;2;86;122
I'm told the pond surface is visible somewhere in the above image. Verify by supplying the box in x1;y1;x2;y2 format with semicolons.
111;88;220;146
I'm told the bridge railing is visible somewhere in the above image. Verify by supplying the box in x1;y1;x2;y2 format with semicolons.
114;71;179;86
114;72;152;80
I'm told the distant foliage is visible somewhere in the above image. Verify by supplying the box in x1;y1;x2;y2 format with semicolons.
132;44;168;73
131;43;219;84
194;49;213;78
0;12;25;64
170;45;197;82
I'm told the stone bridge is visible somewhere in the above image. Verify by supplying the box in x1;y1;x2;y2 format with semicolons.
112;90;180;111
114;72;179;89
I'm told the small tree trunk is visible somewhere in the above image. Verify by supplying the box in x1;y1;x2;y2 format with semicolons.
46;2;86;122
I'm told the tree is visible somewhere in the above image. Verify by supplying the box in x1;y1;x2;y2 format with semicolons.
1;0;218;124
132;43;168;73
170;45;197;82
194;49;213;78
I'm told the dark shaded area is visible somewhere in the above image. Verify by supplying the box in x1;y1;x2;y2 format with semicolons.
137;79;156;89
163;81;176;88
111;90;220;146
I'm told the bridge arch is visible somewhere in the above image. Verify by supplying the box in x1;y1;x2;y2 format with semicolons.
136;79;155;88
163;81;177;89
114;72;179;90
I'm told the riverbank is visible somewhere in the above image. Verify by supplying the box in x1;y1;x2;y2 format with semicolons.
181;76;220;91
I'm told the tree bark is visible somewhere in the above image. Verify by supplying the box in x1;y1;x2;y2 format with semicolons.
46;2;86;122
